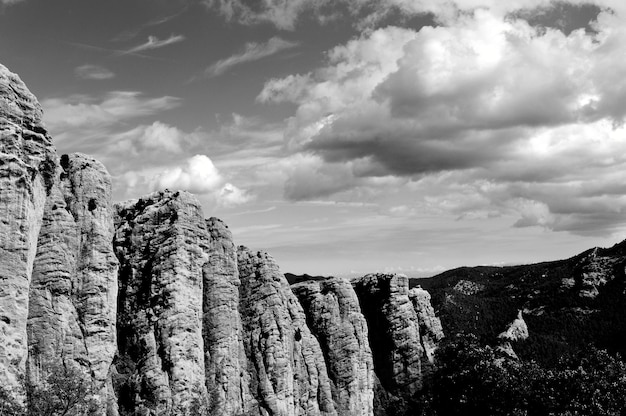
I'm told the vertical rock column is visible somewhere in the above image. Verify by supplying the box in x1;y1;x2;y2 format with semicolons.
114;190;209;415
292;278;375;416
408;287;444;364
0;63;56;393
27;153;119;414
203;217;255;414
237;247;337;416
352;274;425;396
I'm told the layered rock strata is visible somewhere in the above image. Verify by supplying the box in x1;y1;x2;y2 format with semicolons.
203;217;255;415
352;274;424;396
114;191;209;415
292;277;375;416
237;247;337;416
27;153;119;413
0;64;57;393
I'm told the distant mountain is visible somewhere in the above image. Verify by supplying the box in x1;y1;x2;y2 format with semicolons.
284;272;329;284
415;240;626;364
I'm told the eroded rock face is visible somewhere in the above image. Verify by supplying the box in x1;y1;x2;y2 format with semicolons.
292;278;374;416
114;191;209;415
0;63;56;392
27;153;119;413
409;287;444;364
237;247;337;416
203;218;255;415
352;274;424;396
497;310;529;359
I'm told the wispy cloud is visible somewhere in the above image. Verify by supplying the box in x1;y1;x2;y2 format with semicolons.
205;37;298;78
123;34;185;54
74;64;115;80
113;7;189;42
0;0;25;5
65;40;165;61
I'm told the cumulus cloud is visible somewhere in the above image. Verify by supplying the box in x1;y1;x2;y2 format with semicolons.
150;155;251;206
255;2;626;236
206;37;298;77
74;64;115;80
123;34;185;54
205;0;625;29
109;121;202;155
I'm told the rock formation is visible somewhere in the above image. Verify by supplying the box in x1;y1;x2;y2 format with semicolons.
0;63;58;394
497;310;529;359
292;277;374;416
409;287;444;364
114;191;209;415
237;247;337;416
352;274;425;397
0;62;448;416
203;217;255;415
27;153;119;414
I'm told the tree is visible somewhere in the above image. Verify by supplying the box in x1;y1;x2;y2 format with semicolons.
0;385;26;416
27;364;100;416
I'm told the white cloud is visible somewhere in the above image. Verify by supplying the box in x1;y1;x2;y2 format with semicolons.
74;64;115;80
205;0;625;29
151;155;223;193
149;155;251;206
204;0;335;30
109;121;199;155
206;37;298;78
123;34;185;54
42;91;180;133
255;3;626;236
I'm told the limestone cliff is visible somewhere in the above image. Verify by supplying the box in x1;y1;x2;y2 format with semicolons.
0;62;448;416
292;278;374;416
114;191;209;415
237;247;337;416
0;63;58;394
203;217;255;415
409;287;444;364
352;273;425;397
27;153;119;413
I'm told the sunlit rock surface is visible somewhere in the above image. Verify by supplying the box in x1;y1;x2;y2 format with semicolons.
203;217;255;415
292;277;375;416
238;247;337;416
27;153;118;414
0;63;56;393
352;273;425;396
409;287;444;364
114;190;209;415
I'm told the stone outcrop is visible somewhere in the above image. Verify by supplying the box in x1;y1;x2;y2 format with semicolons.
0;63;57;393
352;274;424;396
27;153;119;413
292;277;374;416
203;217;255;415
497;310;529;359
237;247;337;416
409;287;444;364
114;191;209;415
0;62;450;416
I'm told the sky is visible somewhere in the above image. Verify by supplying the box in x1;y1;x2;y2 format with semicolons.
2;0;626;277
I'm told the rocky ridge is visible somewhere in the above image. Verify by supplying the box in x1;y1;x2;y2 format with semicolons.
0;62;445;415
